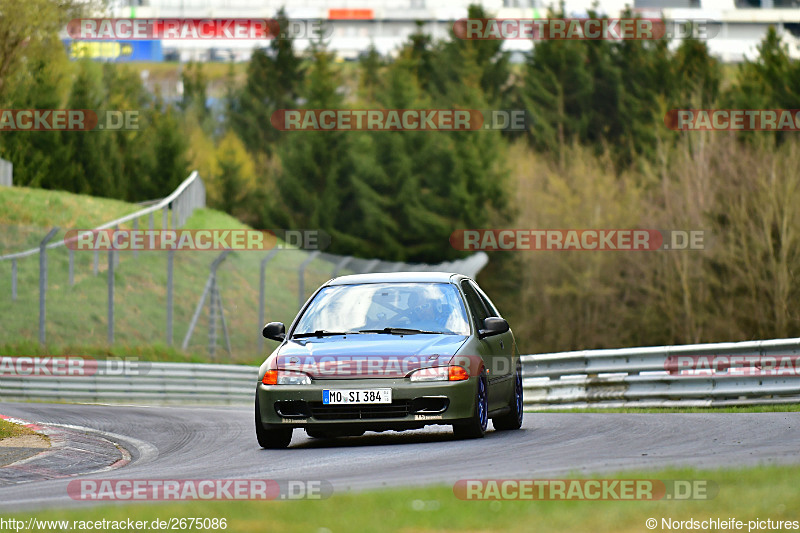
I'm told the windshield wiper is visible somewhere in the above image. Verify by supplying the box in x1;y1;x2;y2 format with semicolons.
293;330;357;338
358;328;445;335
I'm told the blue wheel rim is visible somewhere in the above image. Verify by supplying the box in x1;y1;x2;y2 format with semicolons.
515;369;523;423
478;375;488;431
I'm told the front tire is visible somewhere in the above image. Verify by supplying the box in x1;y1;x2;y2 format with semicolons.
493;361;523;431
453;372;488;439
255;395;292;449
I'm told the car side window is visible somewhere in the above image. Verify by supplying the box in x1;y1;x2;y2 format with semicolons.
460;280;490;328
473;283;501;318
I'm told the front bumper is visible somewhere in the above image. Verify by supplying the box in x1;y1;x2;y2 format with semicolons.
257;377;477;431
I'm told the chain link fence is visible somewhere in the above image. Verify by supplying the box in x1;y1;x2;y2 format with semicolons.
0;172;488;361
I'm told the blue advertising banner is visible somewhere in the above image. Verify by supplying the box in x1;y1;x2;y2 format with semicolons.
63;39;164;62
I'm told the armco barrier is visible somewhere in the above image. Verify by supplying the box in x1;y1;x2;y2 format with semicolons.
2;337;800;407
521;337;800;408
0;361;257;405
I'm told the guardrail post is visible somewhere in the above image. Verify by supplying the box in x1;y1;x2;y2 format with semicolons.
11;259;16;301
149;212;154;231
39;227;59;346
298;251;320;309
166;249;174;346
108;243;115;345
259;249;280;353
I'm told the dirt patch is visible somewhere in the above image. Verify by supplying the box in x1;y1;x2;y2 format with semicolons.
0;434;50;449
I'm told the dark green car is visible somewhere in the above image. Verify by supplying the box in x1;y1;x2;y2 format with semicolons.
255;272;523;448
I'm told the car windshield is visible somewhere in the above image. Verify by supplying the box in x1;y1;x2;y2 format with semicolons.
292;282;470;336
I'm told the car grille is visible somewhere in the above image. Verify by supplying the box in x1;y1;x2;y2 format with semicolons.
309;400;412;420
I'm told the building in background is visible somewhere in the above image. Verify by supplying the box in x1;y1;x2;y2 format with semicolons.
92;0;800;62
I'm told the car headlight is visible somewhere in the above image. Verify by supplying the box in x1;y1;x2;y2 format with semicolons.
409;365;470;382
262;370;312;385
410;366;449;382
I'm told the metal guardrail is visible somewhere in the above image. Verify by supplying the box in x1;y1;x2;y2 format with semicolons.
3;337;800;407
0;361;257;405
522;337;800;408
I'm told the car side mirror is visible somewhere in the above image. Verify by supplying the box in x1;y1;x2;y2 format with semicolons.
262;322;286;341
479;317;509;338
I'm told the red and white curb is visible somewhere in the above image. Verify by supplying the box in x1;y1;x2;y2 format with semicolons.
0;415;137;482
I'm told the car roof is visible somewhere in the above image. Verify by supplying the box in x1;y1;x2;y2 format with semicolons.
327;271;468;286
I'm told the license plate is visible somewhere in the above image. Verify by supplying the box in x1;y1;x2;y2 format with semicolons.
323;389;391;405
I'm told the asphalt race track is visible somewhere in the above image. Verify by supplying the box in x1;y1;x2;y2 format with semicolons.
1;402;799;510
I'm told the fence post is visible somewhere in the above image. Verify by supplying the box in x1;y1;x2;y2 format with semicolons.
69;249;74;285
362;259;380;274
182;277;213;351
209;274;217;360
182;250;231;353
113;225;120;268
217;289;232;357
298;251;320;309
39;227;59;346
332;256;351;277
108;243;115;345
166;249;174;346
11;259;16;301
132;218;139;259
259;249;280;353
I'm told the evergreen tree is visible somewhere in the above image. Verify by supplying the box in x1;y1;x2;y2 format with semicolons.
60;60;122;197
357;45;384;102
521;27;592;167
229;8;304;154
273;32;353;233
434;4;512;107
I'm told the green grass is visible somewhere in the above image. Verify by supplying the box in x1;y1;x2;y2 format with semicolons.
0;419;36;440
0;187;347;365
533;404;800;414
5;464;798;532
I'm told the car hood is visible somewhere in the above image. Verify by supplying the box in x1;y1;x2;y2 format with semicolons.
270;334;469;379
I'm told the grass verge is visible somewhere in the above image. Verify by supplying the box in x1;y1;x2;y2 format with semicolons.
4;464;798;532
0;419;37;440
0;188;346;364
